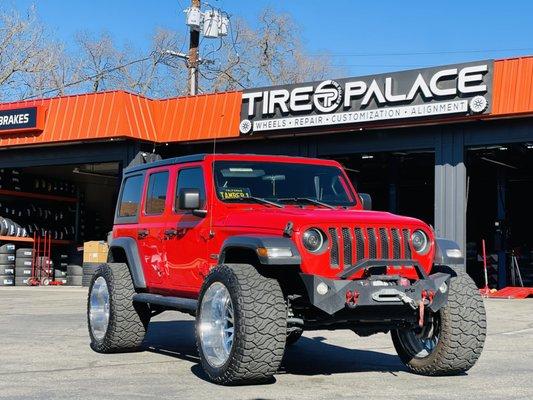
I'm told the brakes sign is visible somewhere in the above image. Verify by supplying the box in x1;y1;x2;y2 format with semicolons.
0;106;44;134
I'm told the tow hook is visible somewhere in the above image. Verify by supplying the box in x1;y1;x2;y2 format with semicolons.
345;290;359;309
418;290;436;327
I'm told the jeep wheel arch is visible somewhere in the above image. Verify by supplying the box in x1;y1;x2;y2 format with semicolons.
108;237;146;289
219;236;301;266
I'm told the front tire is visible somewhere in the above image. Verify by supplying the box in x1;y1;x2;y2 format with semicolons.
196;264;287;385
392;265;486;375
87;263;150;353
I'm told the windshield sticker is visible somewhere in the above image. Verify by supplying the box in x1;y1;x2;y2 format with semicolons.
219;187;251;200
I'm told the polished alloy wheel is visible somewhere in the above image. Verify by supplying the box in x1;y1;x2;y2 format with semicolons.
397;314;441;358
198;282;235;367
89;276;110;340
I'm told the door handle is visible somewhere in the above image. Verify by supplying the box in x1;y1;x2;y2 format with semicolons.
138;229;149;239
164;228;177;238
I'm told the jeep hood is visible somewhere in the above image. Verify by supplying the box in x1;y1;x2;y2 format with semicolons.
220;207;426;231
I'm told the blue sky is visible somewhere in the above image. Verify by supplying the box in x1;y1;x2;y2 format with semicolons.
9;0;533;77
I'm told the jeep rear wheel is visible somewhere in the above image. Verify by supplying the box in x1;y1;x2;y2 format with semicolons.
196;264;287;385
87;263;150;353
391;265;486;375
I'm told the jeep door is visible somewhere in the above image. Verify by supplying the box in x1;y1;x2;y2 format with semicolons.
164;164;209;295
136;167;171;290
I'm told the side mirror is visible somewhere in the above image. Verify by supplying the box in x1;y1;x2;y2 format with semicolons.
178;188;206;217
359;193;372;210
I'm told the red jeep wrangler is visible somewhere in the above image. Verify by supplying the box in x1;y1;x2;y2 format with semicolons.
87;154;486;385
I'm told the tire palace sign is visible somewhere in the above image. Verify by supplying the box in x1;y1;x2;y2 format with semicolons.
239;60;493;135
0;106;45;134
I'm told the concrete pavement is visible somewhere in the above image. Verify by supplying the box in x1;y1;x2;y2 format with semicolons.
0;287;532;400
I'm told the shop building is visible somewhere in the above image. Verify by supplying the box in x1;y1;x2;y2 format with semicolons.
0;56;532;288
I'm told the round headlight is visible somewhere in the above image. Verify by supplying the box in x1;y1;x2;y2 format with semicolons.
411;230;429;254
302;228;325;253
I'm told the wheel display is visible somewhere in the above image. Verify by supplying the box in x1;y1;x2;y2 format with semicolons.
87;263;150;353
391;265;486;375
196;263;287;385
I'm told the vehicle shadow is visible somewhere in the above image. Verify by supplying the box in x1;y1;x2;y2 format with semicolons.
143;320;407;379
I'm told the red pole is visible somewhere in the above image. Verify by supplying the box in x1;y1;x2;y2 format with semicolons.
481;239;490;296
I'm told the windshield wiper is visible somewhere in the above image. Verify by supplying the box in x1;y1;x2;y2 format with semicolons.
247;196;284;208
279;197;336;209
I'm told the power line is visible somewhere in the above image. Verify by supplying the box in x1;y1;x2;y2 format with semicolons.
309;47;533;57
25;53;154;99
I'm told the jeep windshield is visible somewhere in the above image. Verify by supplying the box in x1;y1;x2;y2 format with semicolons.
213;161;357;207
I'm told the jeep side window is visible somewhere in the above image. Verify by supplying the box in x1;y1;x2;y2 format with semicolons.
118;175;144;217
145;171;169;215
175;167;206;211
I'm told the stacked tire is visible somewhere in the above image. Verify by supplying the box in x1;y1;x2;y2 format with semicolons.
54;254;68;284
82;263;101;287
0;244;15;286
67;264;83;286
15;248;33;286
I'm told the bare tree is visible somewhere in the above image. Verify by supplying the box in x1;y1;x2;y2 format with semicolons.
0;6;61;100
202;8;334;92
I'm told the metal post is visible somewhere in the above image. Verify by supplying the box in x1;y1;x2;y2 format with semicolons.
434;129;467;257
496;168;507;288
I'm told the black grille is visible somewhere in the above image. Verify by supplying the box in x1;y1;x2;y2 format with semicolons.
367;228;377;258
391;228;401;259
341;228;352;267
402;229;411;258
329;228;339;268
354;228;364;262
379;228;389;259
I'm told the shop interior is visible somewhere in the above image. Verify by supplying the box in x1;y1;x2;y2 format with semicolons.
466;143;533;287
0;162;120;265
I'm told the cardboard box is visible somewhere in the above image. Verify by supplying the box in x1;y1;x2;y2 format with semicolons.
83;241;109;263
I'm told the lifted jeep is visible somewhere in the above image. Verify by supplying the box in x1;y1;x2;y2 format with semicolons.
87;153;486;385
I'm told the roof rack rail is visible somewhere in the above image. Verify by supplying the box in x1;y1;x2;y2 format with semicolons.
127;152;162;168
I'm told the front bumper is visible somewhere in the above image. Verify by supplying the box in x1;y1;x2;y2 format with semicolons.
300;271;450;315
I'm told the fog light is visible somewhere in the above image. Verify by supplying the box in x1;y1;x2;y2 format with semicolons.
439;282;448;293
446;248;462;258
316;282;329;295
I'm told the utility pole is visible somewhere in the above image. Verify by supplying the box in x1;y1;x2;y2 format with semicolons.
188;0;201;95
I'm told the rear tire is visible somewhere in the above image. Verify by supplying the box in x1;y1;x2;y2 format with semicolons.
87;263;150;353
392;265;486;375
196;264;287;385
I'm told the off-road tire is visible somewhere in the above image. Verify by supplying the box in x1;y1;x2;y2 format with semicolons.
196;263;287;385
392;265;486;375
15;258;32;268
286;328;303;345
67;264;83;276
0;253;15;263
16;248;33;258
87;263;150;353
0;265;14;275
0;243;15;254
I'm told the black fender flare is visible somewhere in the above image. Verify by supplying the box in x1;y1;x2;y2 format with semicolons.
220;235;301;266
108;237;146;288
434;238;464;266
